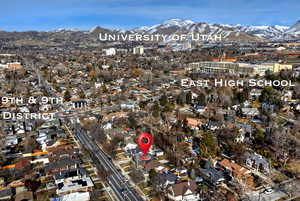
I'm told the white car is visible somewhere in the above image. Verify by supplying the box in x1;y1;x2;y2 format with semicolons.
264;188;274;194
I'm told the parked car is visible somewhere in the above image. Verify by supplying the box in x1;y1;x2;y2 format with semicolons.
264;188;274;194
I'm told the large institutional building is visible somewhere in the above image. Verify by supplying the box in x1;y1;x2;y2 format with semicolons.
133;46;144;55
187;62;293;76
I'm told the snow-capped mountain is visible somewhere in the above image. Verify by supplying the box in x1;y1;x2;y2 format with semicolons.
233;25;289;40
150;19;195;30
130;19;263;42
52;28;82;32
132;19;195;34
128;19;300;41
286;20;300;35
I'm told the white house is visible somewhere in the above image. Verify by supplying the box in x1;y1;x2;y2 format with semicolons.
40;104;52;112
95;82;103;88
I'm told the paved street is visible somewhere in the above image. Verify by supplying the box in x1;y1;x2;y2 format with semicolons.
246;190;287;201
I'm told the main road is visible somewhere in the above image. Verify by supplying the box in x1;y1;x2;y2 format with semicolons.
25;62;144;201
70;120;143;201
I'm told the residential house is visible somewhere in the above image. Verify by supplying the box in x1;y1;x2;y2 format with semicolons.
124;142;138;153
54;168;94;195
249;89;262;99
241;108;260;117
199;168;225;186
143;160;166;173
185;118;201;130
120;103;137;111
45;158;82;174
15;191;33;201
40;119;61;129
155;172;178;190
192;104;206;113
39;104;52;112
47;145;79;161
261;103;276;113
219;159;254;191
153;149;164;157
294;103;300;111
15;159;31;170
244;153;270;174
104;128;128;141
0;188;15;201
205;121;224;131
242;100;251;108
236;123;252;143
50;192;90;201
5;135;19;147
102;122;112;130
281;90;293;102
171;168;189;179
19;106;30;113
167;181;200;201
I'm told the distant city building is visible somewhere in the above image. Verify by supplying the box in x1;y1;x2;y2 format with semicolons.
101;64;110;69
280;42;300;48
71;99;88;109
0;54;16;57
0;64;8;68
104;48;116;56
261;63;293;73
6;62;23;71
116;48;128;54
94;82;103;88
188;61;292;76
133;46;144;55
169;42;192;51
212;57;237;62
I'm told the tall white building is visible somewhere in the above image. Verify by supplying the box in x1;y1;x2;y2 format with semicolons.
133;46;144;55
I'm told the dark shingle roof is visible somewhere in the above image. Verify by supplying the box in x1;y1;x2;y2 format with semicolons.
157;173;177;184
0;188;14;198
45;158;82;172
54;168;87;180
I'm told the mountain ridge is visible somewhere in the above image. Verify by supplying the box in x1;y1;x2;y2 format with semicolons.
1;19;299;43
125;19;298;40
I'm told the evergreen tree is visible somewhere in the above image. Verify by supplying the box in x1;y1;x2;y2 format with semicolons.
200;131;217;157
79;90;86;99
64;89;71;101
152;102;160;118
186;91;192;104
160;94;168;106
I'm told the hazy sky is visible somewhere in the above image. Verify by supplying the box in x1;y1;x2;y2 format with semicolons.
1;0;299;31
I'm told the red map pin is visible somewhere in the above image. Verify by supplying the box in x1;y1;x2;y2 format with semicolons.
137;133;153;160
